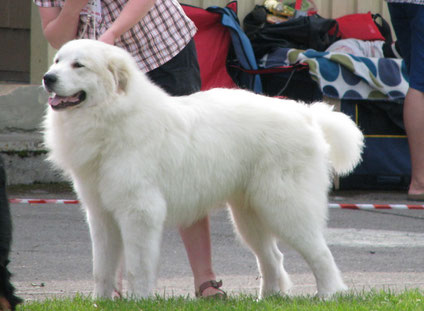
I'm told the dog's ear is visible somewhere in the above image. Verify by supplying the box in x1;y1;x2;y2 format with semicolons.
107;54;130;94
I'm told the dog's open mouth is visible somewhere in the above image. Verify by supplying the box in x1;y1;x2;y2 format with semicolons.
48;91;86;110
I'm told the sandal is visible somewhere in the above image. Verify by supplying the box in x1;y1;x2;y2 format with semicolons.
195;280;227;299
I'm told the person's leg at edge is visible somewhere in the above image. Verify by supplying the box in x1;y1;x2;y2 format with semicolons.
403;88;424;195
407;5;424;196
404;5;424;196
388;3;424;196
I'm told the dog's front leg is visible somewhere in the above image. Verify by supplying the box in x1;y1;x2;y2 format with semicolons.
118;195;166;298
86;207;123;299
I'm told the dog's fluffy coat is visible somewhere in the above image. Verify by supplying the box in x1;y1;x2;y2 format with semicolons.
42;39;364;299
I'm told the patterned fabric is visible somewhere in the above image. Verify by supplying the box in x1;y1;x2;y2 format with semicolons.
326;39;385;58
261;48;409;101
385;0;424;4
33;0;197;72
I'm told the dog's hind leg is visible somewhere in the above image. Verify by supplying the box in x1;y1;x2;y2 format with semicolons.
228;199;292;299
281;228;346;298
251;190;347;298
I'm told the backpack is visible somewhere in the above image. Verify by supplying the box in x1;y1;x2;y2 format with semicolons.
244;5;340;58
207;4;263;93
210;3;322;102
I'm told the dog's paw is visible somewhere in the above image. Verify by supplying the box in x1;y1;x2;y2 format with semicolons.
316;283;349;300
112;289;122;300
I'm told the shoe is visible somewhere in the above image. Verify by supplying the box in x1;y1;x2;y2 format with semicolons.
407;193;424;201
195;280;227;299
0;261;23;311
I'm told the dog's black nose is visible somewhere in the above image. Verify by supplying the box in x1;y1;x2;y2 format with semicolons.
43;73;57;88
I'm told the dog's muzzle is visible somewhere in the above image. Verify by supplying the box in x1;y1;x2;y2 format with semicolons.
43;73;87;111
43;73;57;93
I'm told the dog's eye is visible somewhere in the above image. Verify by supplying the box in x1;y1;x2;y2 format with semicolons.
72;62;84;69
54;58;59;64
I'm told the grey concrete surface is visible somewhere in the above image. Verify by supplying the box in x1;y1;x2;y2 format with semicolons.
0;132;62;184
6;185;424;301
0;84;60;185
0;85;47;132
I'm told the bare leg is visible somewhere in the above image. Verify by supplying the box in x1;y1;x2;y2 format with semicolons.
179;217;221;297
403;87;424;195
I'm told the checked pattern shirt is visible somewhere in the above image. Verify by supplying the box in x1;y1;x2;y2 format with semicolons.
33;0;197;72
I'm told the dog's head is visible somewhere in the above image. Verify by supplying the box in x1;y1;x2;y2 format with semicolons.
43;39;134;111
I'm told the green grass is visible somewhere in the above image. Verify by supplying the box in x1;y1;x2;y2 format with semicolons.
18;290;424;311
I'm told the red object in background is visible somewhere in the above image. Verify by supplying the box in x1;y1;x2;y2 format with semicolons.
334;12;385;41
295;0;302;11
182;4;237;90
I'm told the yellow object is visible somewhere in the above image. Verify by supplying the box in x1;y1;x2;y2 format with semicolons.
264;0;295;17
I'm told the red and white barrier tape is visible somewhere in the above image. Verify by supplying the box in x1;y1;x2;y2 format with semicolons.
329;203;424;210
9;198;79;205
8;199;424;209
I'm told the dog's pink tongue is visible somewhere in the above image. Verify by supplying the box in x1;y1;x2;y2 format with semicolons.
48;94;79;107
48;95;64;107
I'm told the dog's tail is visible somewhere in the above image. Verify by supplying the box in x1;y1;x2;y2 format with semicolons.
311;103;364;176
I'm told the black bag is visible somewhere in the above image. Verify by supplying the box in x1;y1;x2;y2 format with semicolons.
244;6;340;58
339;100;410;190
373;13;393;44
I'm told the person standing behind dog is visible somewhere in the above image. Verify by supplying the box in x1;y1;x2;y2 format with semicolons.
34;0;225;298
0;157;22;311
385;1;424;200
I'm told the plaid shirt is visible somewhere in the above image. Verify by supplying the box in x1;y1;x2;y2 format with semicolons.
33;0;197;72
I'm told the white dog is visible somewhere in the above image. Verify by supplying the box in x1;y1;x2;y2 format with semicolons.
42;39;363;299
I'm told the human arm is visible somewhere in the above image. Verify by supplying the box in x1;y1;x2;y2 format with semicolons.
37;0;90;49
98;0;156;45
